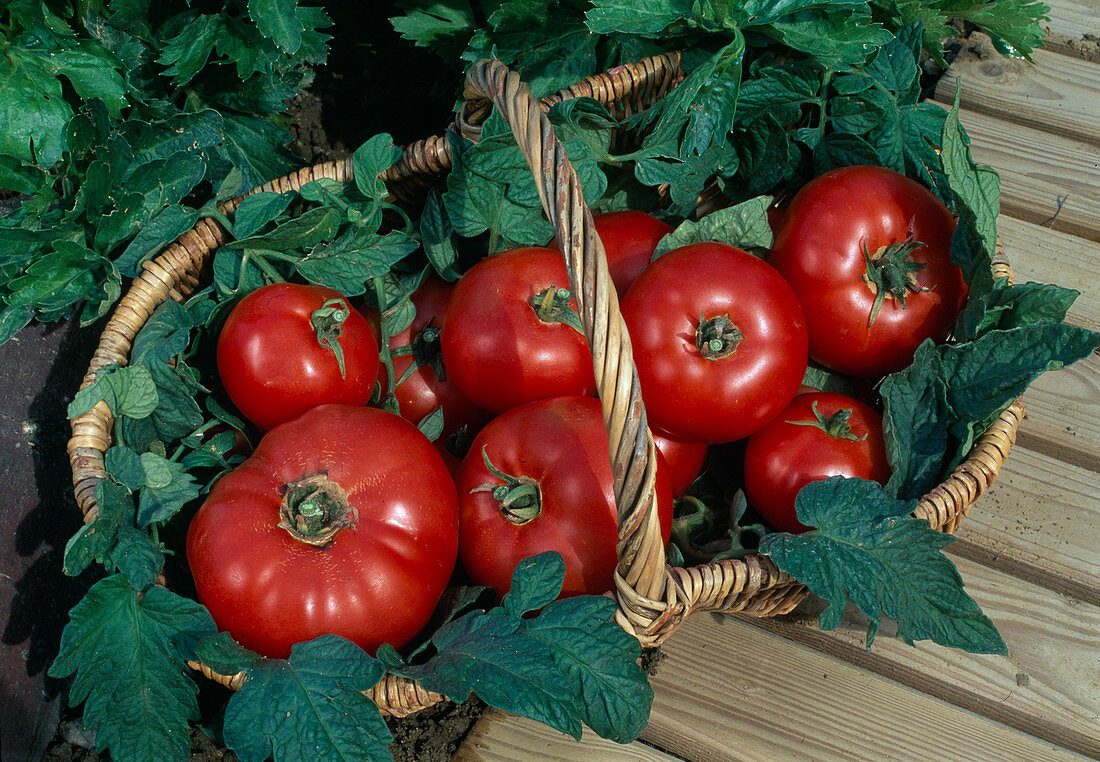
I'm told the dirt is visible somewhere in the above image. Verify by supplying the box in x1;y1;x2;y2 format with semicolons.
1047;32;1100;63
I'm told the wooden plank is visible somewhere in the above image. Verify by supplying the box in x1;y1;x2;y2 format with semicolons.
1041;0;1100;57
455;710;680;761
642;615;1086;762
747;555;1100;758
932;103;1100;242
935;44;1100;146
953;444;1100;606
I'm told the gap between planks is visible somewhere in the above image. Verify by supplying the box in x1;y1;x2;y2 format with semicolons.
1041;0;1100;58
743;553;1100;758
642;613;1088;762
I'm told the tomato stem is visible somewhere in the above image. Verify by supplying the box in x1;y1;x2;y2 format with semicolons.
786;400;866;441
278;473;358;546
863;237;928;327
695;313;743;360
470;447;542;525
529;284;584;335
310;298;351;379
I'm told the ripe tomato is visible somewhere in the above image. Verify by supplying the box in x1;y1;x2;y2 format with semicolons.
441;247;597;414
620;242;808;444
743;391;890;533
652;427;708;497
217;283;379;431
456;396;673;599
186;405;459;658
549;210;672;298
769;165;968;377
376;277;491;438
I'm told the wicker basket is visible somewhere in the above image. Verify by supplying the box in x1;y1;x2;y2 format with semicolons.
67;54;1024;718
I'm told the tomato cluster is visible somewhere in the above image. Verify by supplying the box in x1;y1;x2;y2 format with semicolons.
188;164;965;659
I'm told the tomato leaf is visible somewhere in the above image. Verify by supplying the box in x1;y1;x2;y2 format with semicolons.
883;324;1100;499
761;477;1006;653
653;194;773;257
296;228;420;296
68;364;159;420
136;452;201;526
194;631;262;677
502;551;567;617
955;278;1081;342
419;190;462;281
222;635;391;762
396;610;584;739
49;575;216;762
520;595;653;742
232;191;298;238
248;0;305;55
131;300;206;440
942;89;1000;271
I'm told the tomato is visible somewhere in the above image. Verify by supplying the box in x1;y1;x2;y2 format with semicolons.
549;210;672;298
652;427;708;497
743;391;890;533
769;165;967;377
376;277;491;438
186;405;459;658
217;283;379;431
441;247;597;414
456;396;673;599
620;242;808;444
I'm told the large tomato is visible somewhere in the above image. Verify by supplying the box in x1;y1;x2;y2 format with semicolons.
456;396;673;599
186;404;459;658
549;210;672;298
377;277;491;438
217;283;379;431
441;247;597;414
620;242;808;444
743;391;890;533
769;165;968;377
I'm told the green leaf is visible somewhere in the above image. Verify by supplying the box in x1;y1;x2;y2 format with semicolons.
51;44;130;117
398;610;583;739
654;195;773;257
761;477;1006;653
949;0;1050;61
113;205;201;277
157;14;222;85
352;133;403;202
223;635;391;762
194;632;262;677
131;301;205;441
419;190;461;281
111;524;166;591
5;241;113;315
522;595;653;742
0;46;72;165
502;551;567;617
391;2;478;60
249;0;304;54
228;205;342;251
0;305;35;345
585;0;693;36
105;445;147;490
942;90;1000;275
121;110;224;168
221;113;300;189
416;406;445;441
764;8;893;68
955;278;1080;342
137;453;201;526
297;229;420;296
62;478;132;578
68;364;158;420
49;576;217;762
233;191;297;238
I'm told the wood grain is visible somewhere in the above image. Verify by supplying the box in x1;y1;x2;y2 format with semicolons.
1019;355;1100;473
642;614;1087;762
746;555;1100;757
932;102;1100;242
953;445;1100;605
936;45;1100;146
1041;0;1100;54
455;710;681;761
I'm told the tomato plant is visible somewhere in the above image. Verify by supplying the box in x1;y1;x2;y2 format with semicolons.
217;283;379;431
744;391;890;533
186;404;459;658
549;210;672;298
377;277;491;437
441;247;597;413
455;395;672;598
769;165;968;377
620;242;808;444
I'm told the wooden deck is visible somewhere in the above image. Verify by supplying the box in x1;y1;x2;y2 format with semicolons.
454;4;1100;760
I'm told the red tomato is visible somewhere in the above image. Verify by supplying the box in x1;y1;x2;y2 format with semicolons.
743;391;890;533
652;427;708;497
186;405;459;658
456;396;673;599
378;277;491;437
441;248;597;414
620;242;808;444
549;210;672;298
769;165;967;377
217;283;379;431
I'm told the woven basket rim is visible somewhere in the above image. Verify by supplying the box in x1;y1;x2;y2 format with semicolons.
66;54;1024;717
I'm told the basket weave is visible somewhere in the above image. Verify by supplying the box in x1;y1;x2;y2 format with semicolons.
67;54;1024;718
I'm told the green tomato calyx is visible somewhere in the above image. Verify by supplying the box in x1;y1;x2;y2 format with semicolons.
471;447;542;525
311;298;352;379
696;313;744;360
787;400;866;441
529;283;584;335
863;238;928;327
278;473;358;546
